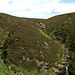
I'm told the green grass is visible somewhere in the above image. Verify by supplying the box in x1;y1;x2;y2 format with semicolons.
0;58;15;75
38;28;52;40
0;27;15;75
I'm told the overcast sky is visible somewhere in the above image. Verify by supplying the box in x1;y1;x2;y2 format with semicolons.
0;0;75;19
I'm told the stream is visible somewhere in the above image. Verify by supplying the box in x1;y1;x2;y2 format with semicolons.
65;67;69;75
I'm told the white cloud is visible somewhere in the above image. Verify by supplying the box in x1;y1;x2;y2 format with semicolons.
0;0;75;19
54;3;75;13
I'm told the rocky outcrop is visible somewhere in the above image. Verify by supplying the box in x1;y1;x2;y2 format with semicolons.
33;59;49;73
36;22;45;30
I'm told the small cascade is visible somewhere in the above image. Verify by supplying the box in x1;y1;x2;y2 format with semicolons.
65;67;69;75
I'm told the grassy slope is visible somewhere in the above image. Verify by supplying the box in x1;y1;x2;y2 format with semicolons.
0;13;61;74
38;29;52;39
0;58;15;75
0;27;15;75
44;12;75;74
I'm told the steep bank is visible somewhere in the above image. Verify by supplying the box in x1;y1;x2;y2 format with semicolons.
0;27;15;75
0;13;62;75
44;12;75;74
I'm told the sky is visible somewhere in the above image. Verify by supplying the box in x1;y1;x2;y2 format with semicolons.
0;0;75;19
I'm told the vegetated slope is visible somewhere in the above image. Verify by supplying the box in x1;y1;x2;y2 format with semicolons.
0;13;61;74
0;26;15;75
44;12;75;74
0;58;15;75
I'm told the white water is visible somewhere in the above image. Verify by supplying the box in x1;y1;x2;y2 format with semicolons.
65;67;69;75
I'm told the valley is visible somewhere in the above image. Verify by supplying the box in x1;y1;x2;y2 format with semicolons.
0;12;75;75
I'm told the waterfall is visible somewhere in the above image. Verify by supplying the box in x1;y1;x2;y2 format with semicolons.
65;67;69;75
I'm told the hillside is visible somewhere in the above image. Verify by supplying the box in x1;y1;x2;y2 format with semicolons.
0;13;61;75
44;12;75;74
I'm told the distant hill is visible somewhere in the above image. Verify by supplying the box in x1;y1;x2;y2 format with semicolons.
0;13;61;75
44;12;75;74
